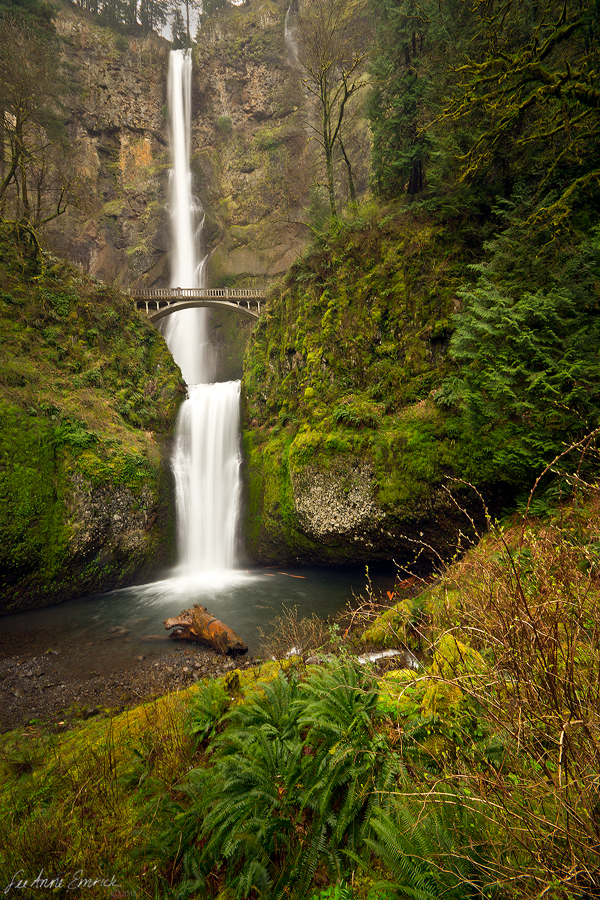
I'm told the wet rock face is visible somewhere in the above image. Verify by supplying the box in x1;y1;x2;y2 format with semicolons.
243;442;479;568
188;0;317;287
49;12;170;287
67;474;157;556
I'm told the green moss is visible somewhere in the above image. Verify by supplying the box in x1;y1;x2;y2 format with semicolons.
422;635;487;716
363;594;425;650
102;199;124;217
0;403;66;584
240;206;504;563
0;225;183;612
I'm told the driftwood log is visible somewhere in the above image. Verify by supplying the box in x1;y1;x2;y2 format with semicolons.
163;604;248;656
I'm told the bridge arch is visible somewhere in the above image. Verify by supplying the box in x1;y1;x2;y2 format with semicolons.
131;287;266;322
144;299;260;322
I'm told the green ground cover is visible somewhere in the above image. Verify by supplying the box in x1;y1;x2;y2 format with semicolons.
2;478;599;899
0;223;183;611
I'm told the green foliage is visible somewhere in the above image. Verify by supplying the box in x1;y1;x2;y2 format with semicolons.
200;0;227;20
0;693;193;893
444;0;600;231
242;210;474;563
333;395;384;429
0;402;64;581
310;884;354;900
187;678;231;743
367;0;470;200
439;216;600;479
364;799;494;899
215;115;233;135
0;226;182;610
54;419;97;449
308;183;332;233
66;0;174;34
3;491;600;900
160;662;396;899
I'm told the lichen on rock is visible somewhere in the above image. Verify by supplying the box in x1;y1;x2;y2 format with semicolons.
291;463;382;537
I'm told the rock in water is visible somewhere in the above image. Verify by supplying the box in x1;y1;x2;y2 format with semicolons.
164;605;248;656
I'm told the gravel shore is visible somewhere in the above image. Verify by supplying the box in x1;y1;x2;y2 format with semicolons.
0;643;257;733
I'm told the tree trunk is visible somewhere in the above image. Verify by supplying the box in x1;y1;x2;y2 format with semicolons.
338;136;356;205
407;158;423;195
323;107;337;218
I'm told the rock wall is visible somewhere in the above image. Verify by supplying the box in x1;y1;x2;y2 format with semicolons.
44;0;342;378
47;0;327;295
0;231;183;615
48;10;171;287
190;1;310;288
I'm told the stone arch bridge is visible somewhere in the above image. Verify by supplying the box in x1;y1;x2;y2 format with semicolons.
131;287;266;321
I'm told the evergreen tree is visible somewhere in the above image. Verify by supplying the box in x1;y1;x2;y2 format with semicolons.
439;200;600;479
366;0;472;200
171;5;187;47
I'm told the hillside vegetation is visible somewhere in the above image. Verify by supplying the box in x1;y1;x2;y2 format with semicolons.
242;0;600;565
0;223;183;611
243;208;491;565
0;0;599;894
2;479;600;898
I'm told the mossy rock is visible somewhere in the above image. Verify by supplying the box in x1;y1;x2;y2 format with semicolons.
363;595;426;651
0;225;183;612
377;668;423;719
421;635;487;716
242;207;501;566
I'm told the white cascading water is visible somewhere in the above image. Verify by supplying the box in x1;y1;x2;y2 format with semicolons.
284;3;299;66
163;48;241;576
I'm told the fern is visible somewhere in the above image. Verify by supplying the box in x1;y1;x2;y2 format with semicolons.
164;664;399;899
363;798;496;899
187;677;231;743
155;662;497;900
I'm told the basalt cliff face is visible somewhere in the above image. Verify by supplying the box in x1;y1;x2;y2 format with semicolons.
50;12;171;287
48;0;319;295
38;3;476;578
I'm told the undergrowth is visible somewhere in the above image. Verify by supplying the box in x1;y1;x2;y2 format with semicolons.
2;466;600;899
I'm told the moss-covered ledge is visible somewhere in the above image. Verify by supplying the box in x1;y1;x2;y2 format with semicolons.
0;228;184;613
241;208;499;566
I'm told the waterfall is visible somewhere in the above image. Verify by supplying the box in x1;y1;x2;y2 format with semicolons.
172;382;241;571
162;48;214;387
284;2;299;66
163;48;241;576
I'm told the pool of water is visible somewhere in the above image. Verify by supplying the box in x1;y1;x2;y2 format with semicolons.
0;565;394;676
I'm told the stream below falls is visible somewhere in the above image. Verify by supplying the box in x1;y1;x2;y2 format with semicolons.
0;566;395;677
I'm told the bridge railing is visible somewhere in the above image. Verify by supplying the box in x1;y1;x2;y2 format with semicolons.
131;286;267;321
131;287;267;299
